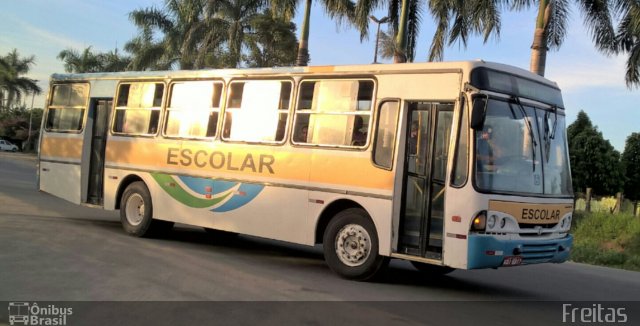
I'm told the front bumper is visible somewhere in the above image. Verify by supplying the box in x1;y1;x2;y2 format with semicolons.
467;234;573;269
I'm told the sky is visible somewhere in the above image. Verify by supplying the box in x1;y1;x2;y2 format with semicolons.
1;0;637;152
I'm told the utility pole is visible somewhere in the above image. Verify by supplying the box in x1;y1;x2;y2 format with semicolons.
26;90;36;151
370;16;389;64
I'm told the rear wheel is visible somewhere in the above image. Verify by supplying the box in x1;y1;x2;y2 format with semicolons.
120;181;173;237
323;208;389;281
410;261;455;275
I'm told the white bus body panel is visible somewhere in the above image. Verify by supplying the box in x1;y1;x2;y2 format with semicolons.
40;161;82;204
39;133;84;204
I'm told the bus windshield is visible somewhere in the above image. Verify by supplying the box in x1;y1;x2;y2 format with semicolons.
475;98;572;196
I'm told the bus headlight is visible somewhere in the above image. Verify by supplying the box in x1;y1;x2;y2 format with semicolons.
472;211;487;231
487;215;496;229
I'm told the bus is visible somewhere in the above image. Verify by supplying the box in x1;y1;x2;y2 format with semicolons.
38;61;574;280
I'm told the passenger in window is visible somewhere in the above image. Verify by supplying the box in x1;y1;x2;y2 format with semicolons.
295;125;308;143
351;116;367;146
223;113;232;138
408;121;419;155
476;125;502;172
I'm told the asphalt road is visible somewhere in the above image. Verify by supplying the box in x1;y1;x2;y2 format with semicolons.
1;152;639;325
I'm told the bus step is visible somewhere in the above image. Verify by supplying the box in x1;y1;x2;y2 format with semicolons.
425;250;442;260
428;237;442;247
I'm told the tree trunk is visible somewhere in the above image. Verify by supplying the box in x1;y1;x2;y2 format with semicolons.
614;192;623;214
530;0;551;76
393;0;410;63
295;0;312;66
585;188;592;212
7;90;15;109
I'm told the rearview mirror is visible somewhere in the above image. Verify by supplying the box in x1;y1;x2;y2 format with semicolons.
470;96;488;130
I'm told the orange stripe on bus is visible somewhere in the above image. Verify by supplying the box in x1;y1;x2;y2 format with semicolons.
105;140;393;190
40;137;83;159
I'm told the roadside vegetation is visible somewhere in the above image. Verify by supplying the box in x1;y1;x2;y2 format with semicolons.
571;210;640;272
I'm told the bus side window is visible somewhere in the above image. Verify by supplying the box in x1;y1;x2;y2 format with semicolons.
373;100;399;169
222;80;291;143
164;81;222;139
293;79;374;147
45;83;89;132
112;82;164;136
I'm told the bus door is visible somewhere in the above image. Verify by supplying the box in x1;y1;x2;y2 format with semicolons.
84;98;112;205
399;101;454;260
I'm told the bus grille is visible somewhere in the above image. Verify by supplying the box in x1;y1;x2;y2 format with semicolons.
521;243;558;264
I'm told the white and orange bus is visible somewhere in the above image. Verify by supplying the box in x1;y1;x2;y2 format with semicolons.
38;61;574;280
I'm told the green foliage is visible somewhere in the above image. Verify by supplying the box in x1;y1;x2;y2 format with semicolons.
353;0;503;63
571;211;640;271
0;106;43;151
126;0;297;69
609;0;640;88
244;11;298;67
58;47;131;73
622;133;640;201
567;110;623;196
125;0;216;70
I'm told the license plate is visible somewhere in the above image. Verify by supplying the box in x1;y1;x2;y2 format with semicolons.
502;256;523;266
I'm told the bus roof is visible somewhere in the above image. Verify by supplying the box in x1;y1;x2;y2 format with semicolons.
50;60;560;89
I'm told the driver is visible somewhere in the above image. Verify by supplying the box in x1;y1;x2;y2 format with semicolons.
476;125;503;172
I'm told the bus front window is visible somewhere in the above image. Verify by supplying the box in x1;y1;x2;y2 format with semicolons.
538;112;573;195
475;98;571;196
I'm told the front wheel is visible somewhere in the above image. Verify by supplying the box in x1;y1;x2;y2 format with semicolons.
120;181;173;237
323;208;389;281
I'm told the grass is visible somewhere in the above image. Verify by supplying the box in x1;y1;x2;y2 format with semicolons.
570;211;640;271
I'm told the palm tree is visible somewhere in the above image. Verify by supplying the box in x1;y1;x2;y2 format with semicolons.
57;47;103;73
523;0;617;76
244;11;298;67
126;0;220;70
0;49;41;111
210;0;266;68
271;0;356;66
353;0;502;63
58;47;130;73
127;0;270;70
611;0;640;88
457;0;615;77
377;28;400;60
99;49;132;72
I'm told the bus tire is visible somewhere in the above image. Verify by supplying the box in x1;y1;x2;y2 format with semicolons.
411;261;455;275
120;181;173;237
323;208;389;281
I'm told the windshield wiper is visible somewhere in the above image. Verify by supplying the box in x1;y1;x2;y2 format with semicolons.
512;96;537;172
542;106;558;162
549;106;558;140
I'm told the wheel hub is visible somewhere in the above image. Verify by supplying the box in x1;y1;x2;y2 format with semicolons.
335;224;371;267
125;193;145;226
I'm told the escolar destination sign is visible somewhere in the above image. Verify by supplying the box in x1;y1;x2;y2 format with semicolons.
489;200;574;224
